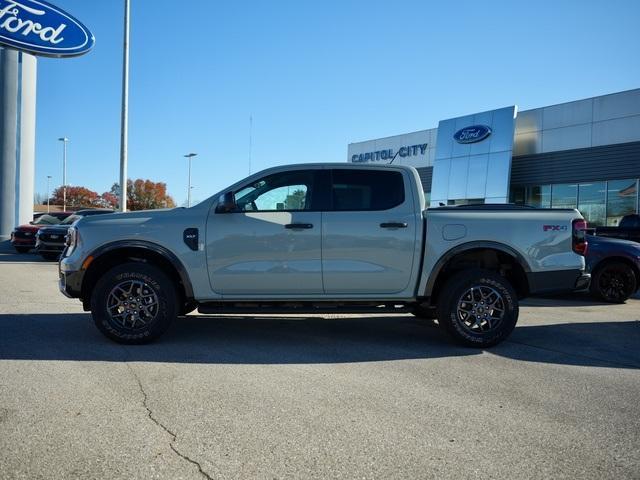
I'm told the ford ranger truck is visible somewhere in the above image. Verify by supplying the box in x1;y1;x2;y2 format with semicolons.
59;164;590;347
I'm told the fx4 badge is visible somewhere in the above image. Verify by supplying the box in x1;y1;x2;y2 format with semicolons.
543;225;568;232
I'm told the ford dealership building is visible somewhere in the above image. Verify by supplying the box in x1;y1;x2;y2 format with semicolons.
348;88;640;226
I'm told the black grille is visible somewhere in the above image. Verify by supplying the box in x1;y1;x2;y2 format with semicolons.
41;233;65;242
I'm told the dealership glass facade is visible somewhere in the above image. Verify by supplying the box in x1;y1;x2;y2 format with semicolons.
348;88;640;223
510;178;639;226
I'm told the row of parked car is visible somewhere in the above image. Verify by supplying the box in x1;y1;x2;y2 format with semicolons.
10;209;113;260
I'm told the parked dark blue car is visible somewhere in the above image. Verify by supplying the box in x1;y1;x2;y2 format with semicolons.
586;234;640;303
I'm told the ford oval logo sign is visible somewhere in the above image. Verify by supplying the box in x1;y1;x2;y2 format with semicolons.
0;0;94;57
453;125;492;144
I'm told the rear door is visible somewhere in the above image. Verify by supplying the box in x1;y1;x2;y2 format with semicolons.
321;168;418;295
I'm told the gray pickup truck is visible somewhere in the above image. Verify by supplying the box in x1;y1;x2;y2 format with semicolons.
59;164;589;347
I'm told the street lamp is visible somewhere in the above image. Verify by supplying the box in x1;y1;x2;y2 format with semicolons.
184;153;197;207
58;137;68;211
46;175;52;213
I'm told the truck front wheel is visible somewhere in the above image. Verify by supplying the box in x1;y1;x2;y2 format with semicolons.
436;269;519;348
90;262;178;344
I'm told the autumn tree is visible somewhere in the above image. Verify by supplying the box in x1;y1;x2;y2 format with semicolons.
96;191;118;209
109;179;176;211
49;186;99;209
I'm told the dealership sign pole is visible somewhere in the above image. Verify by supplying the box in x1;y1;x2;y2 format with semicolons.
119;0;129;212
0;0;94;240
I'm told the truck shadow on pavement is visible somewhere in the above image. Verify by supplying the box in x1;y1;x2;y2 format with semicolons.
0;313;638;368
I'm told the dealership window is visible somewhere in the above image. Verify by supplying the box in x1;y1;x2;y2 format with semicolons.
578;182;606;226
510;180;638;223
527;185;551;208
510;185;551;207
606;179;638;226
509;187;525;205
551;184;578;209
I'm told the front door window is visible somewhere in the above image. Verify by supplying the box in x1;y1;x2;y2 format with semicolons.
236;171;314;212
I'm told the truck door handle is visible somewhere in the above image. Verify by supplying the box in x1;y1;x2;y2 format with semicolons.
284;223;314;229
380;222;408;229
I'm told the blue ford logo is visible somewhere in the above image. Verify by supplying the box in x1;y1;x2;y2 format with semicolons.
0;0;94;57
453;125;492;144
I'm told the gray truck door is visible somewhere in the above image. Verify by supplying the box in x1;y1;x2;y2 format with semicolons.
206;169;323;295
321;168;418;294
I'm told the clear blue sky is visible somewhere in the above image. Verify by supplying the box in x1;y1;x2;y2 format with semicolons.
35;0;640;206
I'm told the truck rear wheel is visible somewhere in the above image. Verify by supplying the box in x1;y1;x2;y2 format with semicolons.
90;262;178;344
436;269;518;348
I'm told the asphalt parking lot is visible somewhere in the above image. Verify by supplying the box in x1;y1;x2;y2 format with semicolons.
0;245;639;479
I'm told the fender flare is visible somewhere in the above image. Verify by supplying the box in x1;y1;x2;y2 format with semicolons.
424;241;532;297
85;240;195;299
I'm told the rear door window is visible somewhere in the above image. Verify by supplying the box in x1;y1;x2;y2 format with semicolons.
329;169;405;211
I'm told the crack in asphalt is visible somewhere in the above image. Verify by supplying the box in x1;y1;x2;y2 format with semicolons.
124;362;214;480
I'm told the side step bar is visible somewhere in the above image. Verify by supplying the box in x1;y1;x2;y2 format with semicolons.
197;302;414;315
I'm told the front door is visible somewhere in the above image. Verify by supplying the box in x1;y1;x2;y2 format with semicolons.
206;169;323;296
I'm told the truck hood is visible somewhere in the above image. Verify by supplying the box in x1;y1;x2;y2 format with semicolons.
75;208;186;228
15;224;45;233
38;225;71;235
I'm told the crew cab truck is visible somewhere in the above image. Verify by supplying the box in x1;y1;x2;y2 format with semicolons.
59;164;589;347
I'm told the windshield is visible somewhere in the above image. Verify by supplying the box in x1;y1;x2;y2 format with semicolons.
33;215;61;225
60;215;81;225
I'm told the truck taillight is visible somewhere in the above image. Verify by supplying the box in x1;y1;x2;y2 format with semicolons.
572;219;588;255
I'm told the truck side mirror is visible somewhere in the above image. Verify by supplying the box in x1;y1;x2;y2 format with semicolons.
215;191;237;213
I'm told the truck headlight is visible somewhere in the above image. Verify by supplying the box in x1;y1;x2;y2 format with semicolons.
65;227;78;256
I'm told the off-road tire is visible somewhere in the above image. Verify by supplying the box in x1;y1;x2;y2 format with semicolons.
436;269;519;348
91;262;178;344
590;261;637;303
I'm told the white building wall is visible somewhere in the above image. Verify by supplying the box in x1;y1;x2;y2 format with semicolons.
513;88;640;156
348;128;437;168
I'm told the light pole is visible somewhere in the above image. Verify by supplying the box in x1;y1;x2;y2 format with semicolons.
46;175;52;213
119;0;131;212
184;153;197;207
58;137;68;211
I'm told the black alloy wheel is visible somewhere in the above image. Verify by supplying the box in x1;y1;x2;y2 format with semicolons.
91;262;178;344
590;261;637;303
436;269;519;348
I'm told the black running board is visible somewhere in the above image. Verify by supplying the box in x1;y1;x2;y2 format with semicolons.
197;301;413;315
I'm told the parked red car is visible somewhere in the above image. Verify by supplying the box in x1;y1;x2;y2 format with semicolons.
10;213;72;253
